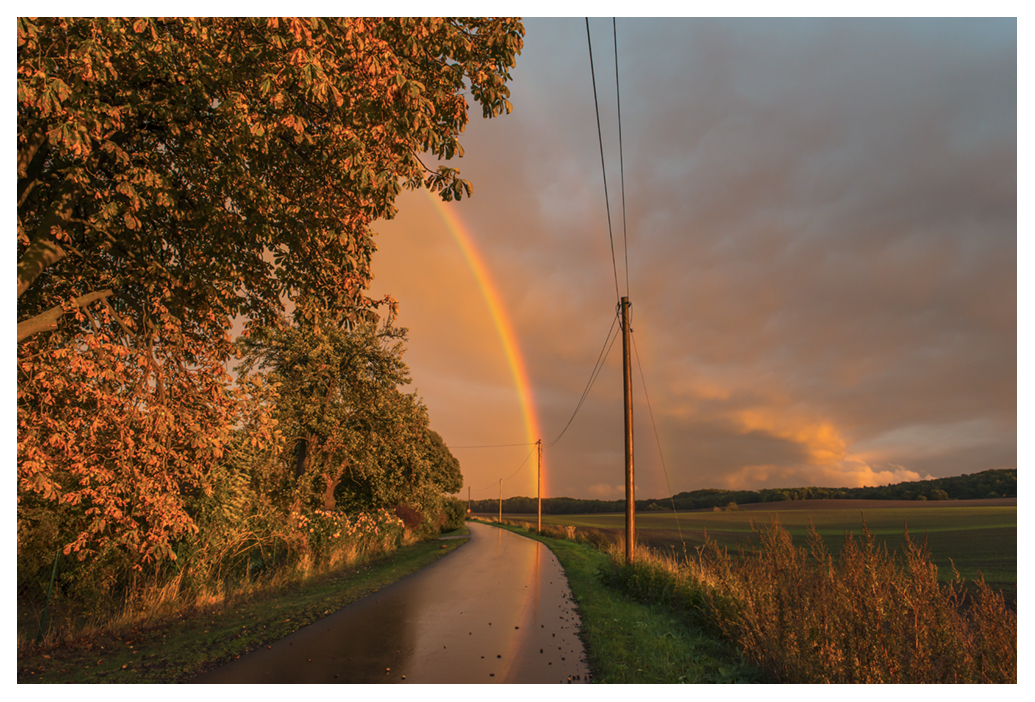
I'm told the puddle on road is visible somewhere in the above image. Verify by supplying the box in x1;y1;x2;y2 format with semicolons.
192;523;588;684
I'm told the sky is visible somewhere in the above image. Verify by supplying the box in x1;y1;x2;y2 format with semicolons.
367;16;1018;503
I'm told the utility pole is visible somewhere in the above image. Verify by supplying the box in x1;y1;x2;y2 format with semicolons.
537;439;543;533
498;478;503;525
467;486;471;515
621;296;635;564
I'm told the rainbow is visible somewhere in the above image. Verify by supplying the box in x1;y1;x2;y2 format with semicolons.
425;190;546;497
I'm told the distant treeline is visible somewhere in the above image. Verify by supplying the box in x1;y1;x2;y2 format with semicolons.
468;468;1016;515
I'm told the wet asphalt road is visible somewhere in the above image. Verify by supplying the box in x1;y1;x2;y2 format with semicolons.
191;522;589;684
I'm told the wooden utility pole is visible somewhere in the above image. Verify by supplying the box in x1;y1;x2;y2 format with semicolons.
537;439;543;533
498;479;503;525
467;486;471;515
621;296;635;563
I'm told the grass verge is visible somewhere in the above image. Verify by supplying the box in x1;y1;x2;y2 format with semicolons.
17;530;469;684
487;521;767;683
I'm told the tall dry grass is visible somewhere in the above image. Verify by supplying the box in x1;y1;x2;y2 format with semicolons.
603;519;1016;683
500;518;619;550
18;509;407;652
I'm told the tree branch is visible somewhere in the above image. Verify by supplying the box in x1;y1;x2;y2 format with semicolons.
100;297;135;339
17;289;113;343
17;174;78;298
18;129;47;180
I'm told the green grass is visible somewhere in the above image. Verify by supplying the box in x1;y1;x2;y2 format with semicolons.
511;505;1017;601
489;521;767;683
17;531;469;684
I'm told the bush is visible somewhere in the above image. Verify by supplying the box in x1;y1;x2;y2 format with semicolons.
441;497;467;532
394;503;424;530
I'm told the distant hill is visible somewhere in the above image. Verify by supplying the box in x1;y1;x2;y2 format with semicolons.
468;468;1016;516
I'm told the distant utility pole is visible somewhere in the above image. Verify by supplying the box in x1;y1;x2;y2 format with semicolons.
537;439;543;533
468;486;471;515
621;296;635;564
498;478;503;525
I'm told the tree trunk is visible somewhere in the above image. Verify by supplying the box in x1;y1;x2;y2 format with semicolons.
321;463;347;510
294;436;310;479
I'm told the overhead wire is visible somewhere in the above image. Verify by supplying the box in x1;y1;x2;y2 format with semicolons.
546;307;621;448
501;445;537;483
631;329;687;553
451;442;537;449
585;18;622;305
469;444;538;494
613;18;630;300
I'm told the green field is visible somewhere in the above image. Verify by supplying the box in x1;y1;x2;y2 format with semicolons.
502;502;1017;601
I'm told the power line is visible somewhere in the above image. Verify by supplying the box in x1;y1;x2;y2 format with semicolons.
469;445;537;493
547;307;621;448
630;328;686;551
451;442;537;449
585;18;621;305
502;446;537;482
613;18;629;300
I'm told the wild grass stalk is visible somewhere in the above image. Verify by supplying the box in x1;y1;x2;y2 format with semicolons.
604;518;1016;683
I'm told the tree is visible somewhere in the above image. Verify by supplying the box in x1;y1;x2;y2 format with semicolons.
17;17;524;565
237;315;450;517
425;430;463;495
18;17;524;338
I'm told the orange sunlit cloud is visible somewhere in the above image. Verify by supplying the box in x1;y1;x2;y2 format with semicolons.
731;410;847;466
721;461;930;491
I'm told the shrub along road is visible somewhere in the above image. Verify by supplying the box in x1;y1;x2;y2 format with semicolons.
191;522;589;683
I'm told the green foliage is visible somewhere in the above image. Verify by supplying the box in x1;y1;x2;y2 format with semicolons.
599;554;714;633
237;316;460;516
441;497;467;532
470;495;622;515
425;430;463;495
